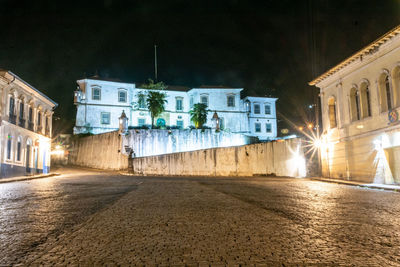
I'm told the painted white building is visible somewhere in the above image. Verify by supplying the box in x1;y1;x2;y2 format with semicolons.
0;70;57;178
310;24;400;184
74;77;277;140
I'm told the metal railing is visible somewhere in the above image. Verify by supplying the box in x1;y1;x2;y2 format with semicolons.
28;121;34;131
8;114;16;124
18;118;25;128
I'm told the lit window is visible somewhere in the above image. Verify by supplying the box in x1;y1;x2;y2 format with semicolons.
138;118;145;127
227;95;235;107
118;90;127;102
264;104;271;115
176;98;183;111
254;104;260;114
266;123;272;133
101;112;110;124
92;87;101;100
328;97;337;128
176;120;184;129
255;123;261;133
200;95;208;107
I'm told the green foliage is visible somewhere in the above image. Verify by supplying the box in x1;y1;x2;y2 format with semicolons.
189;103;208;129
135;91;147;109
146;91;167;128
140;79;168;90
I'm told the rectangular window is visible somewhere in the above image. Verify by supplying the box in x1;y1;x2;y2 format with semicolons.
176;120;184;129
29;107;33;122
118;90;127;102
176;98;183;111
19;102;24;119
264;104;271;115
200;95;208;107
37;112;41;126
190;96;194;108
9;97;14;116
138;118;145;127
101;112;110;124
7;138;11;160
254;104;260;114
92;88;101;100
266;123;272;133
255;123;261;133
227;95;235;107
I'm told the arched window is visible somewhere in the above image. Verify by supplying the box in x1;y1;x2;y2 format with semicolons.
350;87;360;121
392;66;400;108
118;89;127;102
16;136;22;161
6;134;12;160
328;97;337;128
359;82;371;118
378;72;392;112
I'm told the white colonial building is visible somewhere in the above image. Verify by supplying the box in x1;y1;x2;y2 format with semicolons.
0;70;57;178
73;77;277;140
310;24;400;184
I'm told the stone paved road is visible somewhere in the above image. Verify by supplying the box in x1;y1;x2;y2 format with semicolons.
1;167;400;266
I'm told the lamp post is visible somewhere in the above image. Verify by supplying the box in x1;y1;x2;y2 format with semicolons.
119;110;128;135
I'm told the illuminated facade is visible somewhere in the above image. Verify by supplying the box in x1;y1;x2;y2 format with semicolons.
74;78;278;140
310;25;400;184
0;70;57;178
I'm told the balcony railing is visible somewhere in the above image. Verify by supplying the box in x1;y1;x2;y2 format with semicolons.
45;128;51;137
18;118;25;128
37;126;42;133
8;114;16;124
28;121;34;131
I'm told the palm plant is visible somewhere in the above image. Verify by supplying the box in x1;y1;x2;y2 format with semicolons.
189;103;208;129
146;91;167;128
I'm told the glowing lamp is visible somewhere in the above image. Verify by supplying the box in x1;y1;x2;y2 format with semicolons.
307;123;313;129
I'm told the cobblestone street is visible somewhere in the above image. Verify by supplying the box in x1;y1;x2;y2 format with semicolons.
1;168;400;266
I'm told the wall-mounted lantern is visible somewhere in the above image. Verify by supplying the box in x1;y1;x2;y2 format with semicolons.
212;111;220;131
119;110;128;135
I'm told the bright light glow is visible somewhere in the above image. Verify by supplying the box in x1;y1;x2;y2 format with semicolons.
356;125;364;129
298;126;304;131
55;145;62;150
307;123;313;129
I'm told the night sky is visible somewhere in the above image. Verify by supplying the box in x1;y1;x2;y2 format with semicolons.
0;0;399;134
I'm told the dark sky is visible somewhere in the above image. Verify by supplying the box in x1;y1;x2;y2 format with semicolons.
0;0;399;134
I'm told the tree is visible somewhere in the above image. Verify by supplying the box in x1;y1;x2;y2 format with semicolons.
189;103;208;129
140;79;167;90
146;91;167;128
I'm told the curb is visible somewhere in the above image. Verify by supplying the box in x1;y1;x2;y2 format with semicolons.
0;173;61;184
310;177;400;192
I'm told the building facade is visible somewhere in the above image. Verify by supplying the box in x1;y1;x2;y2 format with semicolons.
0;70;57;178
310;25;400;184
74;78;278;140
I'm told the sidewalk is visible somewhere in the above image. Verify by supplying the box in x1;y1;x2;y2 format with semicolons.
311;177;400;192
0;173;60;184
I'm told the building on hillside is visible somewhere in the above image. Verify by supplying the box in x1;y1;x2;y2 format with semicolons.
0;70;57;178
73;77;278;140
309;24;400;184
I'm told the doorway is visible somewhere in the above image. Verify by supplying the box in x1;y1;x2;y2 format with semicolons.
26;144;31;174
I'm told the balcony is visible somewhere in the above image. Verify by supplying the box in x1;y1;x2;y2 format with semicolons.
28;121;34;131
8;114;16;125
18;118;25;128
37;126;42;133
45;128;51;137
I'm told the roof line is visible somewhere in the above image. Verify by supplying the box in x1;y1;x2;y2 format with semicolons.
7;71;58;107
309;24;400;86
